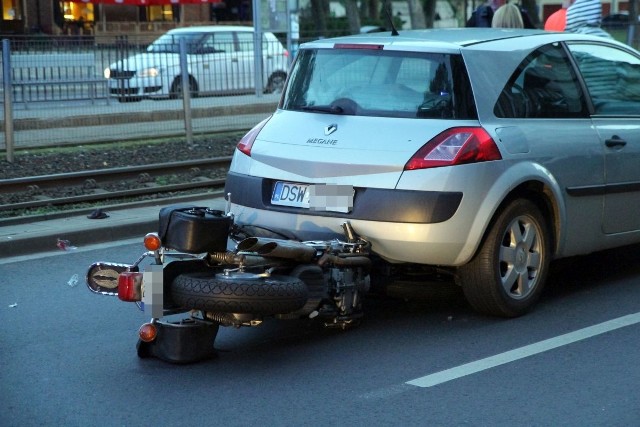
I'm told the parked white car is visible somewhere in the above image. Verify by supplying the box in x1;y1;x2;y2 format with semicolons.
104;26;289;102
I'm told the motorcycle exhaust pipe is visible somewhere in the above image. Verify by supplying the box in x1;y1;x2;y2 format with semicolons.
209;251;290;268
237;237;317;262
318;253;371;270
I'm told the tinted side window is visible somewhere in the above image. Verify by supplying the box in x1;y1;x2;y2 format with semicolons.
201;32;235;53
568;43;640;115
236;32;254;52
495;43;588;118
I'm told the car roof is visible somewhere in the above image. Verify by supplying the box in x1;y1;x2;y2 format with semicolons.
167;26;254;34
299;28;620;51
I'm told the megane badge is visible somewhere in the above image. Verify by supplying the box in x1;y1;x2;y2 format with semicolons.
324;124;338;136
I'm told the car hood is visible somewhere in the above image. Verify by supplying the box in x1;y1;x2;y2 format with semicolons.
109;53;177;71
246;110;471;188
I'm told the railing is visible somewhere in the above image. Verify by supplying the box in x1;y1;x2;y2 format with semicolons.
0;33;287;160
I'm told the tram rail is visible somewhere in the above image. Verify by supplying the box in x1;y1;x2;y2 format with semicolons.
0;157;232;213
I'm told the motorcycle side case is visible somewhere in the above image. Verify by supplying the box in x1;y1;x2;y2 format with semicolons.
158;205;232;253
137;318;219;364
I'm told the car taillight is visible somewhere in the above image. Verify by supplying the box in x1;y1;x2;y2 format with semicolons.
236;117;270;157
118;271;143;302
404;127;501;170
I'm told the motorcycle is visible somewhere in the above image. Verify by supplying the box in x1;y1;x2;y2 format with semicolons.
86;199;372;363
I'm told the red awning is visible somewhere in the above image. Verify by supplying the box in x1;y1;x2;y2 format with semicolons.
68;0;221;5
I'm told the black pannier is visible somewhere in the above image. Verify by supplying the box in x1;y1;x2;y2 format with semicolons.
158;205;232;253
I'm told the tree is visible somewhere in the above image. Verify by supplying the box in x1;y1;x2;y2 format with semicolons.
424;0;437;28
343;0;361;34
310;0;329;35
407;0;426;28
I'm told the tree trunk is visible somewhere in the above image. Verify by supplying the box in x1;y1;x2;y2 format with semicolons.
369;0;380;21
407;0;426;29
344;0;361;34
310;0;328;35
424;0;437;28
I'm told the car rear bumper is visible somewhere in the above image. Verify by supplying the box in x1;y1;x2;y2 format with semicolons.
225;172;473;265
225;172;462;224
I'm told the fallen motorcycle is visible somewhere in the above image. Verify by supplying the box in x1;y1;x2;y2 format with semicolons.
86;201;372;363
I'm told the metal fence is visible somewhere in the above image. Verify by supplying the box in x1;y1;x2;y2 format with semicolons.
1;33;286;160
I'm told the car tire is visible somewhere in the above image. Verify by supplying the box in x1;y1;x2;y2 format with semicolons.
265;72;286;94
458;198;551;318
171;272;308;315
117;96;142;103
170;76;198;99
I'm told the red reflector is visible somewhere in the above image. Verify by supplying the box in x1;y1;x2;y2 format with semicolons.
144;232;161;251
333;43;384;50
139;323;157;343
118;271;143;302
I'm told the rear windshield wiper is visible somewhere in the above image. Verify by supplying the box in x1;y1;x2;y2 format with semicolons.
301;105;345;114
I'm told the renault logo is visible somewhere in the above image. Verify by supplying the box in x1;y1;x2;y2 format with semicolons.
324;124;338;136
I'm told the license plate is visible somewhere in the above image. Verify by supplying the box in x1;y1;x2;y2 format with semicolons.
271;181;310;208
271;181;354;213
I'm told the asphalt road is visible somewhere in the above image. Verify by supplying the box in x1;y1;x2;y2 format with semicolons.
1;239;639;426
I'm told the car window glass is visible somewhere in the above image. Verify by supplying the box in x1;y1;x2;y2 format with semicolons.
236;31;254;52
568;43;640;115
202;32;235;53
495;43;588;119
283;48;475;119
147;32;203;54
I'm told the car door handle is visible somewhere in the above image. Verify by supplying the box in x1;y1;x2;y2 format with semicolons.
605;135;626;148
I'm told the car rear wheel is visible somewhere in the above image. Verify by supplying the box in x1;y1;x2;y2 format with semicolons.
458;198;551;318
170;76;198;99
265;72;286;94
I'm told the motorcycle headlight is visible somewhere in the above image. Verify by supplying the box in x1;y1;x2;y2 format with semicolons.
138;67;160;78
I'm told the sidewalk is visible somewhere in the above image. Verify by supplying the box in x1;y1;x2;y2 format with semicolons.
0;193;227;258
1;93;279;149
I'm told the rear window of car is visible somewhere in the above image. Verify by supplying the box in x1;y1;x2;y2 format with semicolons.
282;47;477;119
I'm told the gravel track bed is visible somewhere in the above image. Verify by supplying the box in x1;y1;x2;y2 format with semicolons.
0;133;242;218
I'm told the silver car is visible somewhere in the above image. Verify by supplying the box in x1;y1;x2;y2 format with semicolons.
105;26;289;101
226;28;640;318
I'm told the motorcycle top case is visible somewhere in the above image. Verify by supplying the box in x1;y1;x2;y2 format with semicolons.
158;204;232;253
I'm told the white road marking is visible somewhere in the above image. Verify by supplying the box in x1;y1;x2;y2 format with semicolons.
0;238;141;265
406;312;640;388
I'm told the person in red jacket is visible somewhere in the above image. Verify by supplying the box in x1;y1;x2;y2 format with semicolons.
544;0;573;31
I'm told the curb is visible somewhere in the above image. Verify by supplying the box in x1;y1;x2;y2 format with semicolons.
0;193;225;258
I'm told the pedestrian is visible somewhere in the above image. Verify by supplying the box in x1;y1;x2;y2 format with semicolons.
492;3;524;28
544;0;574;31
564;0;612;38
466;0;498;27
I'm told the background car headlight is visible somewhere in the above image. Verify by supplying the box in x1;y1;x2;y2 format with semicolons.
138;68;160;78
103;68;110;79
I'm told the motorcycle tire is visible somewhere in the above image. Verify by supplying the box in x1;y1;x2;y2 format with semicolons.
171;272;308;315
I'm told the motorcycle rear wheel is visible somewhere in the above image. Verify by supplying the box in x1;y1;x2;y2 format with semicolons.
171;272;308;315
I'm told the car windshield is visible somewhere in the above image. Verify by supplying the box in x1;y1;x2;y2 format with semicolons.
282;47;476;119
147;33;204;54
